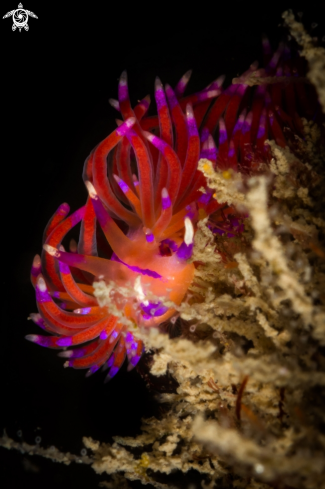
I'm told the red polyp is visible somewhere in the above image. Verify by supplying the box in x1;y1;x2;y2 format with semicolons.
28;41;322;381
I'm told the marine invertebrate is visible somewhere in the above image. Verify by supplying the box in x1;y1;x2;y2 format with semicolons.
26;24;322;388
26;71;225;379
1;10;324;489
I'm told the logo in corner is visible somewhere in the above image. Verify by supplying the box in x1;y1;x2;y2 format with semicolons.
3;3;38;32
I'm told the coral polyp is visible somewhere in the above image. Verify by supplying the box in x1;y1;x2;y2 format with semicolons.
27;36;321;382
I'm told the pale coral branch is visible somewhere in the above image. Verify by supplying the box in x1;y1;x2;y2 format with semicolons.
283;9;325;112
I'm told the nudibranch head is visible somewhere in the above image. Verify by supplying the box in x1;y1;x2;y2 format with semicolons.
27;40;320;380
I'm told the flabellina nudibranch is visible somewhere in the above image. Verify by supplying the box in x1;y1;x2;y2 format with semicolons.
27;38;321;381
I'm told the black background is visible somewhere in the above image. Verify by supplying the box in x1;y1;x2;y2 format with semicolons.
1;1;324;488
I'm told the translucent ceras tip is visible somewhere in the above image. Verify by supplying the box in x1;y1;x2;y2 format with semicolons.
58;350;74;358
144;131;155;143
43;244;60;257
37;276;48;292
184;217;194;246
161;187;171;209
85;180;98;199
31;254;41;276
186;103;194;119
108;98;120;111
119;70;127;85
25;334;40;344
216;74;226;89
155;76;163;92
175;70;192;97
186;104;198;137
118;71;128;101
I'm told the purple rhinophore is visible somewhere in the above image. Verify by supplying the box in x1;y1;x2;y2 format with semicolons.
131;342;138;351
56;337;73;347
141;301;168;317
165;84;178;109
177;242;194;260
36;286;51;303
162;194;172;210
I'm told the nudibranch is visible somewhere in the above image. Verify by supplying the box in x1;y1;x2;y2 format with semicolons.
27;39;320;380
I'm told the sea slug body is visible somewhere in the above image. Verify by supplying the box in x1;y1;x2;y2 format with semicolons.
27;39;320;380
